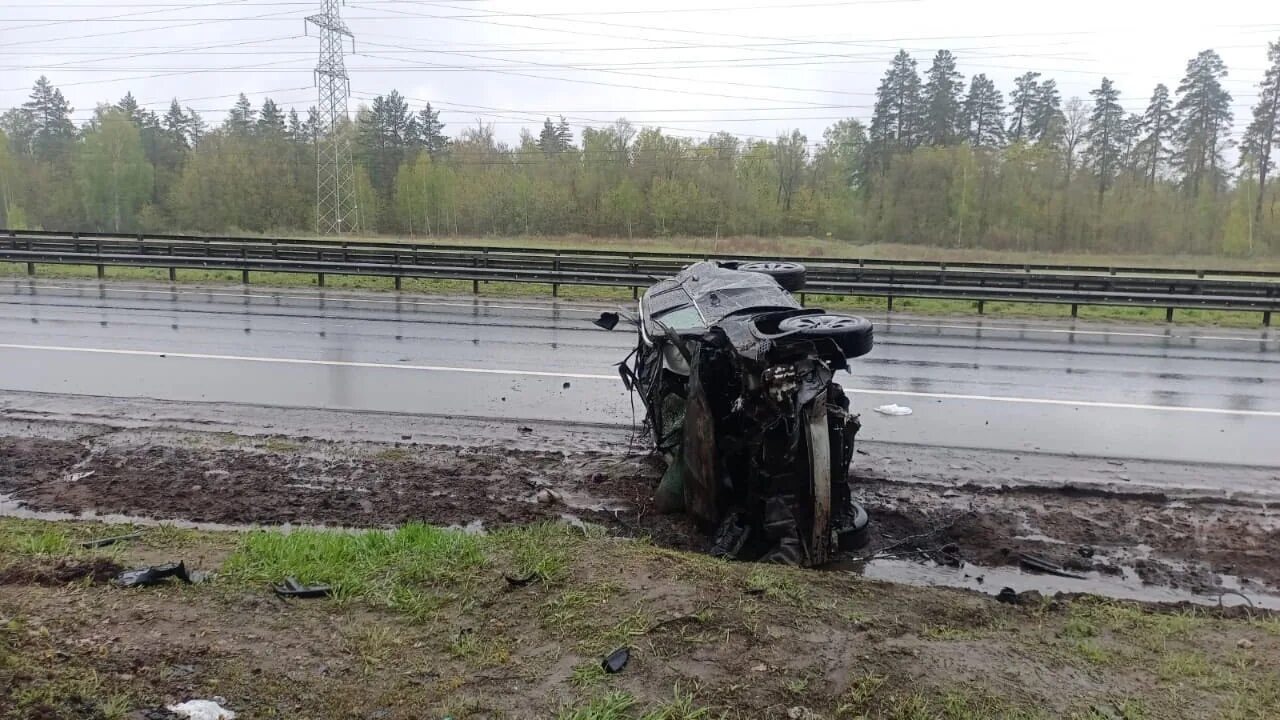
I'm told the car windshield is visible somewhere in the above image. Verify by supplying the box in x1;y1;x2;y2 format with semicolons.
653;305;705;330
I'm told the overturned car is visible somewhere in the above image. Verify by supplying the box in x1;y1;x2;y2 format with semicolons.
599;261;874;567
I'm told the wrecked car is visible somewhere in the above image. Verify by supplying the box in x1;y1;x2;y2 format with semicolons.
598;260;874;567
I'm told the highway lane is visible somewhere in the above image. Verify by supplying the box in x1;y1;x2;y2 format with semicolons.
1;278;1278;467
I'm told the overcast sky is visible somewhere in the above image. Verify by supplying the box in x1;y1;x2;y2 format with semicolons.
2;1;1277;145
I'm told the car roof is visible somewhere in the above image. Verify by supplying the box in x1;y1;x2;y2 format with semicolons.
644;261;800;328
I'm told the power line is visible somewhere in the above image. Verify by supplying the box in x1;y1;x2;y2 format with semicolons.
0;6;305;50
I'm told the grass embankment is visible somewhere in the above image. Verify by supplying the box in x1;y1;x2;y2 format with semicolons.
2;517;1277;719
5;234;1278;327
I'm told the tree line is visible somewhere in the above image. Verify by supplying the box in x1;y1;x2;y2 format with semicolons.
1;41;1278;255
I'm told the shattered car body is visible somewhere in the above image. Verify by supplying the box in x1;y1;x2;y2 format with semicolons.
601;261;874;567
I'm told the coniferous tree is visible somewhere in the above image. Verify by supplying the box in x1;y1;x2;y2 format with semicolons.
1136;84;1174;187
1241;40;1280;232
163;100;191;149
416;103;448;158
1008;72;1041;142
22;76;75;161
257;99;286;136
922;50;964;146
1084;78;1126;204
962;74;1005;148
556;117;573;149
115;92;143;126
185;107;206;144
867;50;923;176
1029;79;1063;145
226;94;256;135
538;118;563;155
286;109;304;143
1173;49;1234;195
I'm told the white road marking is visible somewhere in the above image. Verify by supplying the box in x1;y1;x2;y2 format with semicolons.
843;388;1280;417
877;320;1278;345
0;342;615;381
3;342;1278;418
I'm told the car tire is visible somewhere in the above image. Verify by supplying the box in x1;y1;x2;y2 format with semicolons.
737;261;806;292
777;313;874;358
837;502;871;552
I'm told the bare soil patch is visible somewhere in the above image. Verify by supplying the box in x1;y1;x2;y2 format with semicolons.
2;430;1278;605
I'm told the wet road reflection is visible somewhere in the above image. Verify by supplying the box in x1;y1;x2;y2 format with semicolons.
1;278;1277;466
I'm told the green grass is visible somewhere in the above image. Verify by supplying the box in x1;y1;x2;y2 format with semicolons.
487;520;583;585
558;690;717;720
743;565;810;606
220;522;488;613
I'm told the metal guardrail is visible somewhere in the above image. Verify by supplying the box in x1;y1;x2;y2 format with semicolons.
2;229;1278;325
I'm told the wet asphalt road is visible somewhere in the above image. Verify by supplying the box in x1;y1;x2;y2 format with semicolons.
1;278;1278;467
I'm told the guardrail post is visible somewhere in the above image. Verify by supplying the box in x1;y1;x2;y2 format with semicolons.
630;253;639;300
1264;311;1272;327
977;300;985;315
472;254;480;294
95;239;104;279
552;250;561;298
1165;307;1174;323
394;275;402;291
241;247;249;284
887;295;894;313
317;272;325;287
799;293;807;306
1071;304;1079;318
26;262;34;276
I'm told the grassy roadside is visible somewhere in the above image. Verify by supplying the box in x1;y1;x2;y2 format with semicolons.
2;517;1277;719
1;261;1272;328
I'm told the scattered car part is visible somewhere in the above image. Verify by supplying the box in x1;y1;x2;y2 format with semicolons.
601;647;631;674
504;573;538;587
874;404;913;416
79;532;142;549
599;260;874;567
166;699;237;720
735;261;807;292
273;577;333;599
996;587;1019;604
113;561;195;588
1018;552;1086;580
776;314;874;358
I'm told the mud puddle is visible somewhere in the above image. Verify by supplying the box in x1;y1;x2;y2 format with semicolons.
854;558;1280;610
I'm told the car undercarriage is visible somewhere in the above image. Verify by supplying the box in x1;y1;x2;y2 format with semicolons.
598;261;874;567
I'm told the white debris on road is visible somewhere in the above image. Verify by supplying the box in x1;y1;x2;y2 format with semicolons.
873;404;913;416
166;700;237;720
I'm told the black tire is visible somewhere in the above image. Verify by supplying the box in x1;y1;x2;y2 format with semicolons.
777;313;874;358
737;261;806;292
837;502;871;552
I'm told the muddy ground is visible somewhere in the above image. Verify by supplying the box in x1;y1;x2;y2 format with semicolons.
2;515;1279;720
2;424;1278;607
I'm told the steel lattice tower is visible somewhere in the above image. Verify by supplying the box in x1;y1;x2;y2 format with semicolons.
307;0;357;236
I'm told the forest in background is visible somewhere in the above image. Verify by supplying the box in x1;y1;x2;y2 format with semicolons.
1;42;1279;256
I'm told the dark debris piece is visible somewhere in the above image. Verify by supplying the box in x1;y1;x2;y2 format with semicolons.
113;562;194;588
601;647;631;674
273;577;333;599
996;587;1019;604
1018;552;1086;580
504;573;538;588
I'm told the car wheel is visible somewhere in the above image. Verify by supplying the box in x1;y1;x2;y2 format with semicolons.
837;502;871;552
737;261;806;292
777;313;874;358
